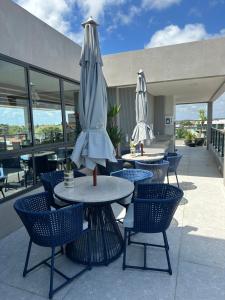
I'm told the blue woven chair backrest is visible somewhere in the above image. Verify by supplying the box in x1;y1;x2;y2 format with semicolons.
41;170;85;194
111;169;153;184
14;192;84;247
135;160;169;183
166;154;182;172
134;184;183;233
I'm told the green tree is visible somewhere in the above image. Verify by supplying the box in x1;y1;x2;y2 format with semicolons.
198;109;207;135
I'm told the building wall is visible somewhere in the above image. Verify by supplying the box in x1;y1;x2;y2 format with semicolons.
0;0;81;81
103;37;225;87
111;87;155;145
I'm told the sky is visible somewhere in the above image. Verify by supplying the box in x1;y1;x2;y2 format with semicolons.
12;0;225;121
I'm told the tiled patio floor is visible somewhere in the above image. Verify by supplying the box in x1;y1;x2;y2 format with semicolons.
0;143;225;300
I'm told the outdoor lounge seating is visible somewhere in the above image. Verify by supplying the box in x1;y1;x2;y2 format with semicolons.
165;153;182;187
40;169;86;208
135;160;169;183
14;192;91;299
123;183;183;274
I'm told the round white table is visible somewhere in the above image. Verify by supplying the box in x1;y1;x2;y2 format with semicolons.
54;175;134;266
122;153;164;163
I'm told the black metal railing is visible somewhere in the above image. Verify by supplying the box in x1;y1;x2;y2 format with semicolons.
211;128;224;157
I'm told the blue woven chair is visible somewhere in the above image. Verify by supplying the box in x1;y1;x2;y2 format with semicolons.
135;160;169;183
111;169;153;207
40;170;86;208
14;192;91;299
123;184;183;274
166;153;182;187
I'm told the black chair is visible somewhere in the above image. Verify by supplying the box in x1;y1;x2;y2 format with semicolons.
98;159;124;175
135;160;169;183
14;192;91;299
166;153;182;187
123;184;183;274
40;170;86;208
1;157;25;186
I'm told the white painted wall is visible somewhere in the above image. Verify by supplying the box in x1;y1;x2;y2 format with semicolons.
165;96;175;136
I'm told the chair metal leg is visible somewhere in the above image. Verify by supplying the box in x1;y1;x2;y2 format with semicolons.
162;232;172;275
175;171;179;188
123;229;127;270
167;173;169;184
1;189;5;198
128;231;131;245
23;239;32;277
49;247;55;299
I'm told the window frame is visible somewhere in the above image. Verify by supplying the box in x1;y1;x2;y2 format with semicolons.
0;53;80;203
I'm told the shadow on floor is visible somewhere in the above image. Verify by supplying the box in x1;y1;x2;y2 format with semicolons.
180;181;197;191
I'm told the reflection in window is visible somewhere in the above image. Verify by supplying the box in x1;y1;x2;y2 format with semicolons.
30;71;63;144
0;154;34;200
64;81;80;143
0;60;32;151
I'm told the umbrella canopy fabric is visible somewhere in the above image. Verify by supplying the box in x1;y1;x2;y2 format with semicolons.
71;17;116;170
132;70;154;145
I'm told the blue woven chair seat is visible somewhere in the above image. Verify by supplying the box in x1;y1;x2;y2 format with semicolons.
111;169;153;184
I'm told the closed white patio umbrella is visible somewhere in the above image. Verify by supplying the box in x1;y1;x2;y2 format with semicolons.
71;17;116;185
132;69;154;155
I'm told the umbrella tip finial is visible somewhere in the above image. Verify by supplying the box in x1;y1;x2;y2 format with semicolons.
82;16;99;27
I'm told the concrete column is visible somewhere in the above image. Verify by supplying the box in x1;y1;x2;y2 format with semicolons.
116;87;121;156
153;96;165;136
207;102;213;150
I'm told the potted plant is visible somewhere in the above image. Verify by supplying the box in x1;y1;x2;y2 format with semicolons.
64;158;74;188
107;105;123;157
184;132;196;147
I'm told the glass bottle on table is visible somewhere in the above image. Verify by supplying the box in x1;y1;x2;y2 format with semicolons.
130;139;136;157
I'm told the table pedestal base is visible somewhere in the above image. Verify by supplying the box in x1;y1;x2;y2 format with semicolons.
66;204;123;266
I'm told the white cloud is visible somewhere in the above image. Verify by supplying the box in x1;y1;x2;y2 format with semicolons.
16;0;71;34
107;4;141;32
142;0;181;10
15;0;125;45
75;0;125;21
145;24;225;48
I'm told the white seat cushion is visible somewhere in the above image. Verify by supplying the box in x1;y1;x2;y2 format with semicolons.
54;195;68;207
118;194;133;206
83;221;88;231
123;203;134;228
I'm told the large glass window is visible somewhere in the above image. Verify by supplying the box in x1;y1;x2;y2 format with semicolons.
0;57;80;202
30;70;63;144
0;60;32;150
63;80;80;143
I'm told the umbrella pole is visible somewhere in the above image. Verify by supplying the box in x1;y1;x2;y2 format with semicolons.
141;143;144;156
93;167;97;186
